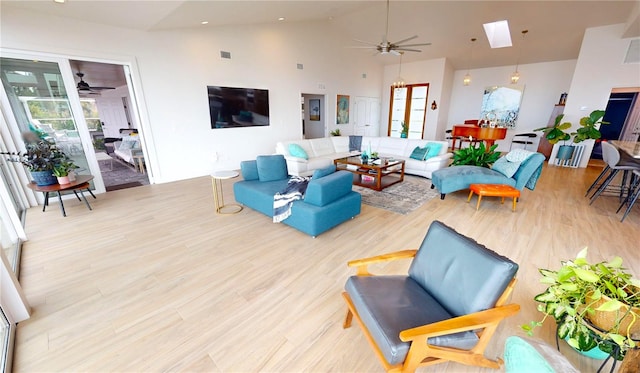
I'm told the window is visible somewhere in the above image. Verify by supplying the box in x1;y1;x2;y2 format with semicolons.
388;83;429;139
22;98;101;132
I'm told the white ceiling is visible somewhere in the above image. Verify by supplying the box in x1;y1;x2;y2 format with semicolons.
3;0;639;71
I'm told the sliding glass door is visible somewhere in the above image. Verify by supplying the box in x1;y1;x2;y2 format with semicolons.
0;55;105;193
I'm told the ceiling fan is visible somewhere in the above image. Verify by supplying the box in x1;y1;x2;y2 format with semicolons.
351;0;431;55
76;72;115;93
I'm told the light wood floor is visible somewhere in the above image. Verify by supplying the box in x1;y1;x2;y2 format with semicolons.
14;164;639;372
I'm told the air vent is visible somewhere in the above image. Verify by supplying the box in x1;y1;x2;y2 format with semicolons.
624;39;640;64
220;51;231;59
297;63;303;70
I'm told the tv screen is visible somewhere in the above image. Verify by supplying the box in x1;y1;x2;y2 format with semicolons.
208;86;270;129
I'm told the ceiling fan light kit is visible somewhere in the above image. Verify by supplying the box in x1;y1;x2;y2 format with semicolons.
351;0;431;56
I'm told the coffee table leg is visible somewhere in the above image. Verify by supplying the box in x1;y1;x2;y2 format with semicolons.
57;191;66;217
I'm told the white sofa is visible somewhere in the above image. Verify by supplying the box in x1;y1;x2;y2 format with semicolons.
275;136;452;178
113;135;142;165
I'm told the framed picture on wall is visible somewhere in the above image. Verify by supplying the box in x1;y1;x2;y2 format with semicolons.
309;99;320;121
337;95;349;124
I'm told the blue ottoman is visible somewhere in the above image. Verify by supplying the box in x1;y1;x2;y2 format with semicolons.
431;166;515;199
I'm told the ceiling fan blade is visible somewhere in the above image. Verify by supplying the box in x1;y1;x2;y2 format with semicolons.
352;38;379;46
397;42;432;47
392;35;418;45
395;48;423;53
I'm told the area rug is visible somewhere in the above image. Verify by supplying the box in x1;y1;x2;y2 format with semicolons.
106;181;144;192
353;176;440;215
98;154;149;191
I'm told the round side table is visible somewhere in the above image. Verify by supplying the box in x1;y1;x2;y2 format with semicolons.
211;170;243;214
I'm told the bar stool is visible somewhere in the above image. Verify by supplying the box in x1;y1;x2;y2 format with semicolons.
617;169;640;222
588;141;640;205
509;133;537;150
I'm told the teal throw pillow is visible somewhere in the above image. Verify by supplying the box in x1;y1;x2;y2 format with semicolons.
288;143;308;160
410;146;429;160
424;143;442;159
256;155;288;182
492;156;520;178
312;164;336;179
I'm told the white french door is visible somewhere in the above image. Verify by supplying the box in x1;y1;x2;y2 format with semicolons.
0;52;106;194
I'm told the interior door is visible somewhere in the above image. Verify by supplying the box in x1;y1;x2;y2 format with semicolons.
96;97;129;138
0;54;106;193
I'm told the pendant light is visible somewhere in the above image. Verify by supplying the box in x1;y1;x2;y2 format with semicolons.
392;52;405;88
511;30;528;84
463;38;476;86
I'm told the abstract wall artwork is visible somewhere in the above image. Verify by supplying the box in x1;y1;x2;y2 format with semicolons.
337;95;350;124
479;85;524;128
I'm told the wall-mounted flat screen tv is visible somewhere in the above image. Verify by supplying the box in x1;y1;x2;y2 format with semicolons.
208;86;270;129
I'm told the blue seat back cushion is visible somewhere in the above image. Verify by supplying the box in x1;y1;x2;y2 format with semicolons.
425;143;442;159
304;170;351;207
288;143;308;159
240;160;259;181
345;276;479;366
256;155;288;182
409;146;429;161
312;164;336;179
492;156;520;178
408;221;518;316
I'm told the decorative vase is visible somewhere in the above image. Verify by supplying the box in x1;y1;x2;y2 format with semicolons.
400;133;408;138
30;170;57;186
587;292;640;336
56;176;70;185
67;170;76;182
556;145;575;161
564;336;609;360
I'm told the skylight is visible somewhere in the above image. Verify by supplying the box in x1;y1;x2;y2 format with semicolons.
483;20;513;49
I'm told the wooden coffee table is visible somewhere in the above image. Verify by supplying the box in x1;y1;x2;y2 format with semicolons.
335;156;405;191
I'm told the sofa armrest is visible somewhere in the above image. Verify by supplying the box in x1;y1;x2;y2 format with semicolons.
425;153;453;163
304;170;353;207
283;155;308;164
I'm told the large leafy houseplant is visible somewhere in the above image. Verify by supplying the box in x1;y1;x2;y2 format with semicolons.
451;142;500;168
535;114;572;145
572;110;609;143
1;139;65;172
523;248;640;360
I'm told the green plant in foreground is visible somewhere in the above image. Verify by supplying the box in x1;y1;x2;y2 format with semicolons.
451;142;500;168
522;248;640;359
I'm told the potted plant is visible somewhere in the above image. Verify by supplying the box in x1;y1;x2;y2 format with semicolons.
535;114;574;161
52;159;78;185
1;138;65;186
523;248;640;361
400;121;409;138
451;142;501;168
571;110;609;143
330;129;341;136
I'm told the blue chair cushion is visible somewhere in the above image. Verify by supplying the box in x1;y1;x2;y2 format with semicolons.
240;160;259;181
345;275;479;366
312;164;336;179
256;155;288;182
408;221;518;316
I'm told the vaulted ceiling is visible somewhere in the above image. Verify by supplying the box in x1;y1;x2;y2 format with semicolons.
3;0;639;70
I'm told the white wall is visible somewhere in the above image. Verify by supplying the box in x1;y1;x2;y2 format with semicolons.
447;60;577;152
1;7;383;182
381;58;450;140
561;24;640;167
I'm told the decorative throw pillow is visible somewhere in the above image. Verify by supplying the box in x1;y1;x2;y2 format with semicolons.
492;156;520;178
409;146;429;160
424;143;442;159
312;164;336;179
349;135;363;152
256;155;288;182
506;148;535;163
119;141;135;150
288;143;308;160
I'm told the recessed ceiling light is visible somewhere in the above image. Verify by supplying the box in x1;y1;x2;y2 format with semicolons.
483;20;513;49
53;0;65;3
201;21;209;25
278;17;285;21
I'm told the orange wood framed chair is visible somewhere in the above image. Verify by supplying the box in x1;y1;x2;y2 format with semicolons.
342;221;520;373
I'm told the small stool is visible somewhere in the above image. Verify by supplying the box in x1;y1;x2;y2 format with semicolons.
467;184;520;212
211;170;243;215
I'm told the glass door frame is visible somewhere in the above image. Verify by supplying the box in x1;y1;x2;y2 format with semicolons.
387;83;430;139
